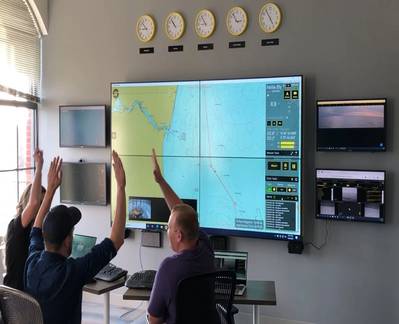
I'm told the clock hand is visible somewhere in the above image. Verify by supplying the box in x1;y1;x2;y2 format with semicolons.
141;22;148;30
232;12;239;23
201;15;207;26
171;18;177;28
266;11;274;25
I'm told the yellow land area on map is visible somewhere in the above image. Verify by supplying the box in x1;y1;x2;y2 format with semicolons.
111;86;177;156
111;86;176;221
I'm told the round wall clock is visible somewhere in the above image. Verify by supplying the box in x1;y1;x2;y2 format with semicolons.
259;3;282;33
226;6;248;36
136;15;156;42
165;12;185;40
195;9;216;39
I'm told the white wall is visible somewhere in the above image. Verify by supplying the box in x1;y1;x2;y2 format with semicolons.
39;1;399;323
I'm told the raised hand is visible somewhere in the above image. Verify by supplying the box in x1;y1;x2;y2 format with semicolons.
112;150;126;188
20;148;44;227
151;149;181;209
151;149;163;183
33;156;62;229
34;148;44;171
47;156;62;192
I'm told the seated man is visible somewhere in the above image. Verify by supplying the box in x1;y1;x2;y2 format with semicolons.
24;151;127;324
147;149;215;324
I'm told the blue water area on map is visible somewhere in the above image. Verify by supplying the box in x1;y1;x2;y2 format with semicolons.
163;156;200;202
198;157;265;231
200;81;266;158
163;84;200;157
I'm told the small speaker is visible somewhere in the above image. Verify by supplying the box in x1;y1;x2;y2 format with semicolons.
141;230;162;248
210;235;228;251
287;240;304;254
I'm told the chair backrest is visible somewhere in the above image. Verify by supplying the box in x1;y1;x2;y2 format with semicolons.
176;271;221;324
0;285;43;324
215;271;236;324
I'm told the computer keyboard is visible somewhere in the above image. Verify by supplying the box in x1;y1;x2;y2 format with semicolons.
125;270;157;289
215;284;246;296
94;263;128;282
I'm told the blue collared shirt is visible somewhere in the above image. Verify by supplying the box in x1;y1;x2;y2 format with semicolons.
24;227;117;324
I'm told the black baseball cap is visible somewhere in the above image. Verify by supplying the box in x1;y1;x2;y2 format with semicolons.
43;205;82;245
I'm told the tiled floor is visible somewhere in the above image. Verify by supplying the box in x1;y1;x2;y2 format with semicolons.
82;301;147;324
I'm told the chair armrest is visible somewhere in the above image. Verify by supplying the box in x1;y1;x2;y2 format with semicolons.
231;305;239;315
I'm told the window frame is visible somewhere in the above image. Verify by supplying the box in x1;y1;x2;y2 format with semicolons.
0;99;38;201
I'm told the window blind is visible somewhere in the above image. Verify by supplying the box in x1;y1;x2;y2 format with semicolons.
0;0;41;102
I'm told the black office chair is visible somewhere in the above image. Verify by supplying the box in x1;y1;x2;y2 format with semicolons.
175;271;237;324
176;271;221;324
0;285;43;324
215;271;237;324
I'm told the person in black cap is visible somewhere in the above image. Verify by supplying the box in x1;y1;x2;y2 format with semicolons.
24;151;127;324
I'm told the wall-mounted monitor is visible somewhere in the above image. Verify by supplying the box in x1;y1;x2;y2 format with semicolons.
316;99;386;152
111;76;303;241
60;162;107;206
316;169;385;223
59;105;106;147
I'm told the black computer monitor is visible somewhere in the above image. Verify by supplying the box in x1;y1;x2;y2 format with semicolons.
214;251;248;285
316;169;385;223
317;99;386;151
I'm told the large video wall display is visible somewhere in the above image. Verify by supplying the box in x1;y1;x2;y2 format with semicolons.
111;76;303;241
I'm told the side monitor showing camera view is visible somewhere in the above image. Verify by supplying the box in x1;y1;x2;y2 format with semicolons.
317;99;386;152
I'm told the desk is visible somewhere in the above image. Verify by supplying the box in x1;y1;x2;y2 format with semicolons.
123;280;276;324
83;277;126;324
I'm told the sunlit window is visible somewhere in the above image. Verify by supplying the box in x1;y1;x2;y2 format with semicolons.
0;0;41;235
0;96;36;235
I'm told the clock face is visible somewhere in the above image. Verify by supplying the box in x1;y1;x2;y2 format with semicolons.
136;15;156;42
195;9;216;39
165;12;185;40
226;6;248;36
259;3;282;33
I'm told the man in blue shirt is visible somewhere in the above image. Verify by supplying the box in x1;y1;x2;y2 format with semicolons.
147;150;215;324
24;151;127;324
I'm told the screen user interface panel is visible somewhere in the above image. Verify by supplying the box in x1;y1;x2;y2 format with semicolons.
111;76;302;240
316;169;385;223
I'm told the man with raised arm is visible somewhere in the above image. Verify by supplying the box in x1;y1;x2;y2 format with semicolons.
24;151;126;324
147;149;215;324
4;148;46;290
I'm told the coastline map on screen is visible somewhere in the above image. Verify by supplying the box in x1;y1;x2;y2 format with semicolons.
111;76;302;241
